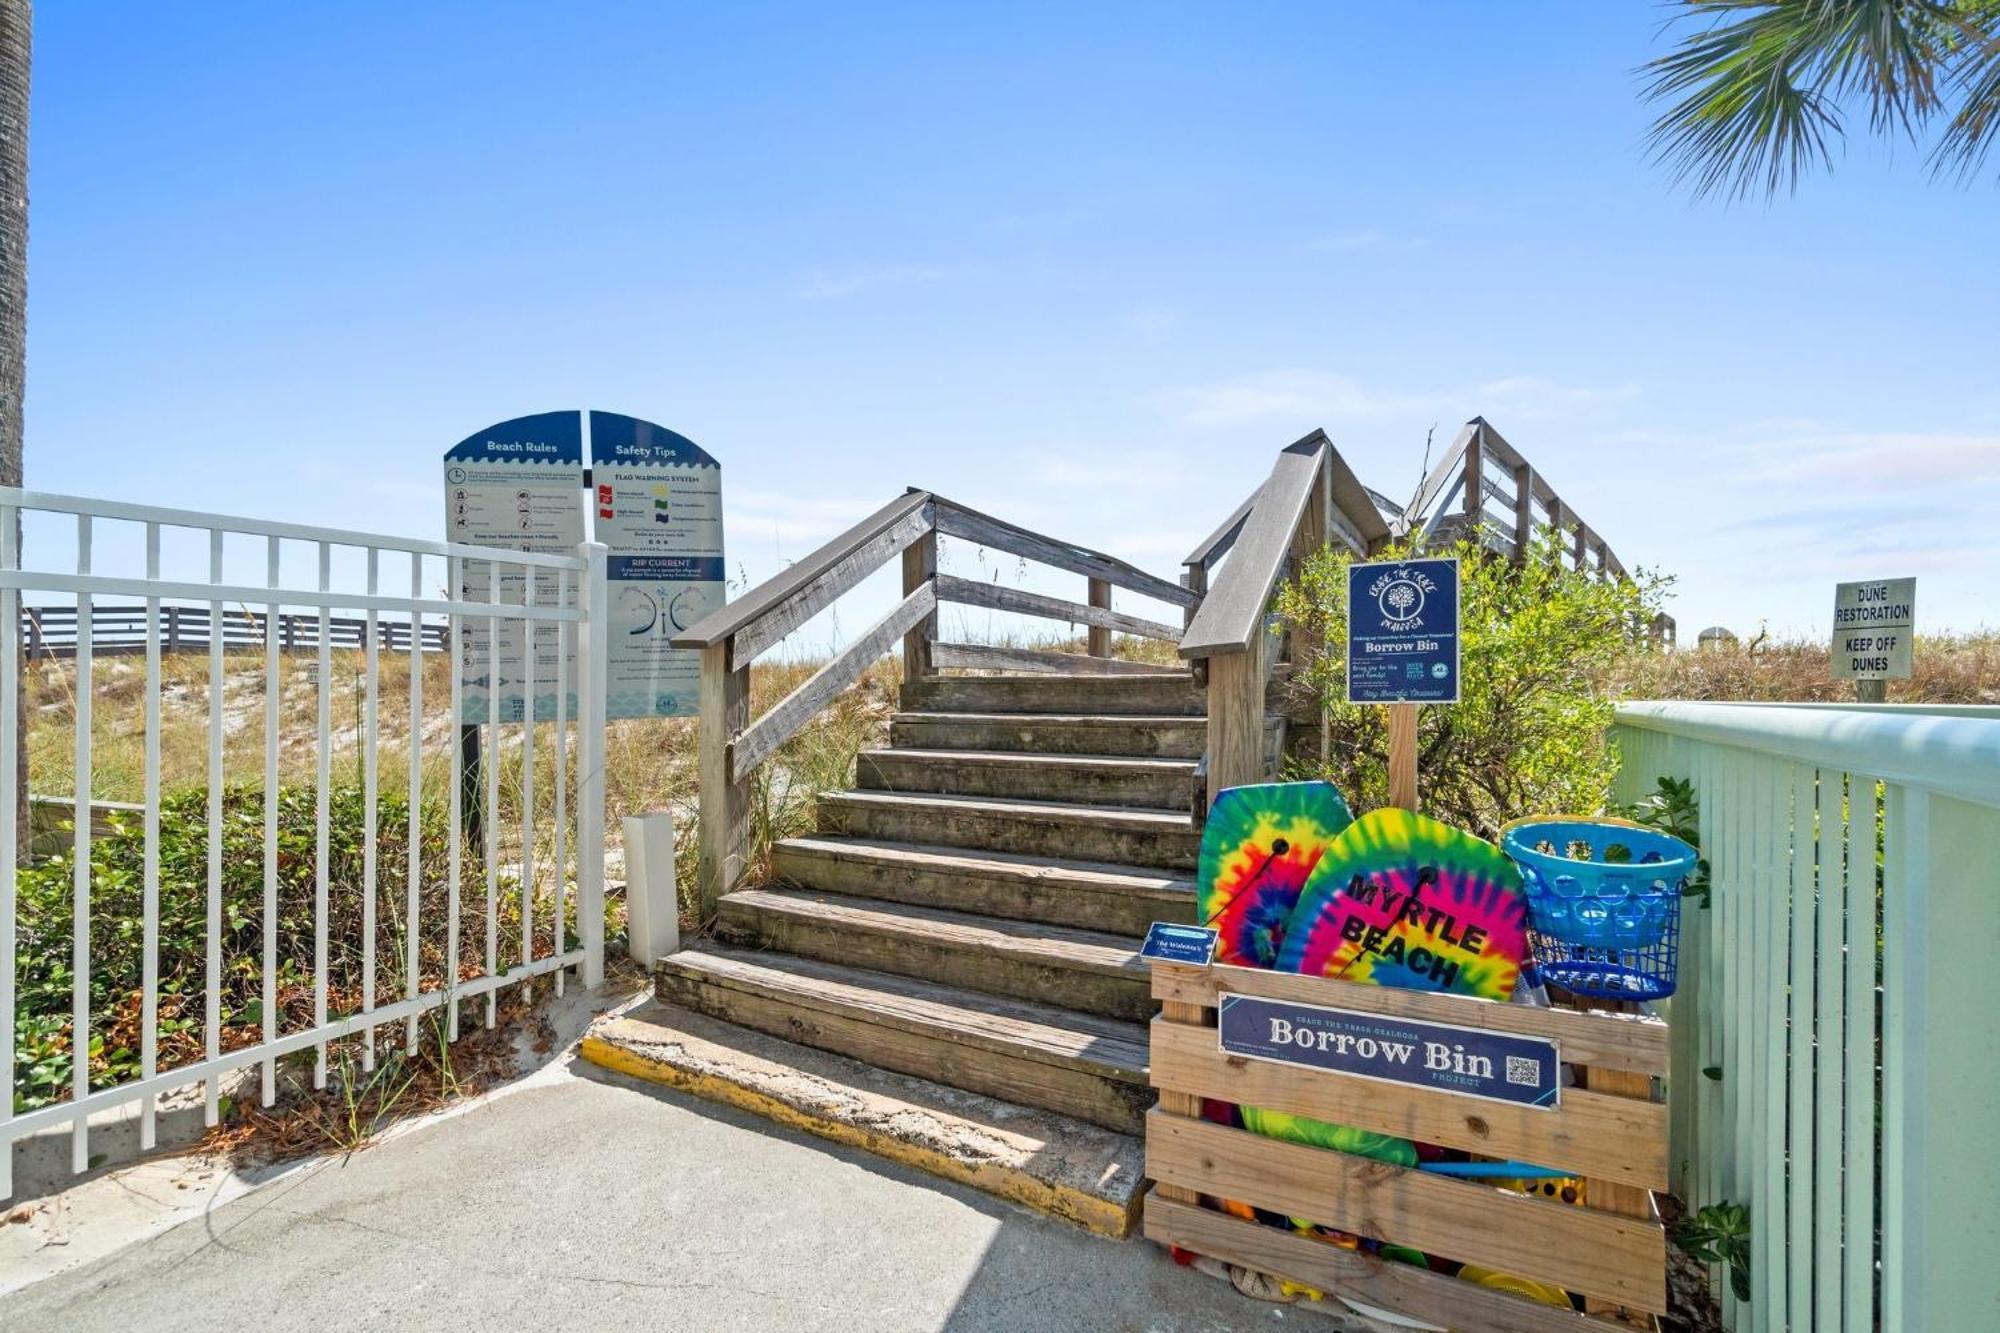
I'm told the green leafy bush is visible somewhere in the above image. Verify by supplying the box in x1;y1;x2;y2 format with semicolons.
1274;527;1669;838
11;781;499;1113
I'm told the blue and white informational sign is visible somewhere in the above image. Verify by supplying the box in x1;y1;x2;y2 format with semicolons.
445;411;585;723
1346;556;1460;705
588;411;724;720
1140;922;1218;966
1218;993;1559;1109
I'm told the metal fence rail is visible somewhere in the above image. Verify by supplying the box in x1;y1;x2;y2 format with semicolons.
1612;701;2000;1332
1;487;608;1200
20;602;449;658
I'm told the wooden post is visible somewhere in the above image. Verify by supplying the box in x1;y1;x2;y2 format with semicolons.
1387;702;1418;811
696;640;749;920
1856;678;1887;704
1513;463;1534;556
901;528;936;681
1086;577;1112;658
1204;625;1268;806
1181;562;1206;630
1578;1047;1660;1325
1461;429;1483;538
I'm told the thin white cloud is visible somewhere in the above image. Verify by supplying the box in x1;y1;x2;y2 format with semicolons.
1154;368;1636;430
796;263;951;301
1154;369;1433;428
1739;430;2000;488
1476;376;1642;418
1307;229;1426;254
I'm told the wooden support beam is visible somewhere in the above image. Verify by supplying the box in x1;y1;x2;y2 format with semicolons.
1202;621;1268;803
1087;577;1112;657
696;642;749;921
932;573;1177;641
733;583;937;776
929;641;1177;676
902;527;936;681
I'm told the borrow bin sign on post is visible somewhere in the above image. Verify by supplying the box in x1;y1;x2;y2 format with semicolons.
1345;557;1460;705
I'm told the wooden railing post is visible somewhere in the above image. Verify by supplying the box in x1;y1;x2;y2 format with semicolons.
1461;427;1483;538
1202;623;1268;806
1086;577;1111;657
902;527;936;680
1513;463;1534;556
1181;563;1205;630
696;641;749;919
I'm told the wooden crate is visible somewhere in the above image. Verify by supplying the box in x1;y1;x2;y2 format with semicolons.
1145;958;1670;1331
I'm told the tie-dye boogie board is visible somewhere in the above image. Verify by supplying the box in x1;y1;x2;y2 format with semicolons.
1195;781;1354;969
1278;807;1530;997
1247;809;1532;1167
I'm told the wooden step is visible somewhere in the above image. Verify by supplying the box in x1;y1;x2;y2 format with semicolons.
581;1004;1146;1238
890;710;1207;758
651;946;1153;1133
817;789;1200;869
717;886;1153;1021
900;673;1205;717
858;747;1196;809
771;836;1195;937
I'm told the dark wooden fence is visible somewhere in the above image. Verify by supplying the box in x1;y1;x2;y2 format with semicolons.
19;603;448;659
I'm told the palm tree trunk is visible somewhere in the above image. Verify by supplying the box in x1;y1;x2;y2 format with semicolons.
0;1;25;852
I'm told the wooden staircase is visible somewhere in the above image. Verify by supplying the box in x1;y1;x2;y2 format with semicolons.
654;669;1204;1137
584;442;1371;1234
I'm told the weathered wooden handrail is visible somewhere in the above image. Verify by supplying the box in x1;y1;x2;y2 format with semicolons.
933;498;1199;611
1401;416;1631;580
1178;432;1331;661
679;486;1203;914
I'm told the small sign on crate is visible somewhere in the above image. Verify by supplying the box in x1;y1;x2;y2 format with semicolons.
1217;993;1561;1109
1140;922;1218;966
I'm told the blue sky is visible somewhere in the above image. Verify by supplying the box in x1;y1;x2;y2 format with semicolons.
24;2;1999;637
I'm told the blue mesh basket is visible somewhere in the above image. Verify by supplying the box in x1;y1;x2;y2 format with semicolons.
1500;817;1696;1001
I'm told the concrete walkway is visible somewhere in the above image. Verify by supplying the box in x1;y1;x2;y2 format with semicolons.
0;1056;1318;1332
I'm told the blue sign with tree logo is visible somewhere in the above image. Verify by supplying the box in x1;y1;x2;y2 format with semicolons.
1346;556;1460;704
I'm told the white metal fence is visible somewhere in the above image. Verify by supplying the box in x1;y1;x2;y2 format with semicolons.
1613;701;2000;1333
1;488;608;1199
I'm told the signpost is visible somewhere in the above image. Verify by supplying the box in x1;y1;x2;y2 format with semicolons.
588;411;724;720
1831;577;1914;704
1346;557;1460;810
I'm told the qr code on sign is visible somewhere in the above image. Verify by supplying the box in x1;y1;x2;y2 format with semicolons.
1505;1055;1542;1087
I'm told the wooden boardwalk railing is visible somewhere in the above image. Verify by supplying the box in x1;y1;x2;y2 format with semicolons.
670;491;1199;914
20;602;448;658
677;419;1664;914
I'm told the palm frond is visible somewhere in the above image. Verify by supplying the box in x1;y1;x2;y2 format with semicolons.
1929;1;2000;175
1643;1;1970;200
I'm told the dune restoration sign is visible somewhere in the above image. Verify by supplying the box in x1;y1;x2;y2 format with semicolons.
1831;577;1914;680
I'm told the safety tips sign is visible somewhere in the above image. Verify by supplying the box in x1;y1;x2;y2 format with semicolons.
444;411;584;724
1831;577;1914;681
1345;556;1461;704
588;411;724;720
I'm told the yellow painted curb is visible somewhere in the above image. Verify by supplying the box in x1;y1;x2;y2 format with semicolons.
581;1034;1140;1239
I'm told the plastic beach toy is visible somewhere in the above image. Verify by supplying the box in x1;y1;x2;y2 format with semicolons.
1500;816;1696;1001
1277;808;1529;999
1196;781;1354;969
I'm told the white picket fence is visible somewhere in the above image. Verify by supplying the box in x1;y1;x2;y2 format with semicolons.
1613;702;2000;1333
0;488;608;1198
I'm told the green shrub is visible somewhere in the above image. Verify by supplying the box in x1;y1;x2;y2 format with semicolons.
11;781;504;1112
1274;527;1670;838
